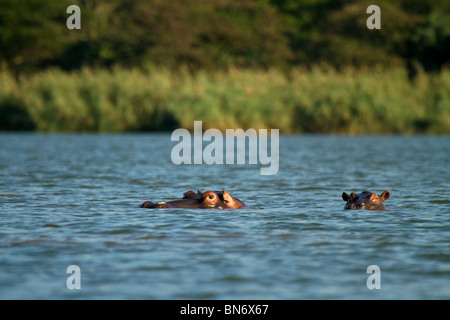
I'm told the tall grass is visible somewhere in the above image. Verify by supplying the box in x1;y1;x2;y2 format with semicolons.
1;66;449;133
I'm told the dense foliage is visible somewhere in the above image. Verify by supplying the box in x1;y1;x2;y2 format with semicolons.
0;0;449;133
0;0;449;74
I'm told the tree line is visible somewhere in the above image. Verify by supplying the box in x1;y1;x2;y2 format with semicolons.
0;0;449;76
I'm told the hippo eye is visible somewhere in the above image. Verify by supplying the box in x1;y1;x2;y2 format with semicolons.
209;195;214;199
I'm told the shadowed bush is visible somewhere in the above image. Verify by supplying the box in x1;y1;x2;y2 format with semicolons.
0;95;35;130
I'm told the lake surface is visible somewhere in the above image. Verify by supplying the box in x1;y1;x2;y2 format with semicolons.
0;133;449;299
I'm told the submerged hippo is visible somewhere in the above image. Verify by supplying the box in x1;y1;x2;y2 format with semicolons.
183;189;247;209
342;190;390;210
141;190;228;209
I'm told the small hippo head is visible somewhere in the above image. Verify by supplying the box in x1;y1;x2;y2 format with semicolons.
342;190;390;210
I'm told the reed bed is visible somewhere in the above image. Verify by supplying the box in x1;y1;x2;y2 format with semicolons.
1;66;449;133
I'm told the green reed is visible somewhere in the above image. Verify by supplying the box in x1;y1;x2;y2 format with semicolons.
1;66;449;133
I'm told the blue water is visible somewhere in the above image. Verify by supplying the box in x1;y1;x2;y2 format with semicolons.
0;133;449;299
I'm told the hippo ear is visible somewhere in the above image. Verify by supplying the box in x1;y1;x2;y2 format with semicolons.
380;190;390;201
140;201;154;208
197;189;203;195
342;192;350;201
222;189;231;201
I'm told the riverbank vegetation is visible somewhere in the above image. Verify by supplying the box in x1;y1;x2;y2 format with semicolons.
0;0;449;133
1;66;449;133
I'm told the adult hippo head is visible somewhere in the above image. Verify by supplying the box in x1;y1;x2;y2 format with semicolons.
183;189;247;209
342;190;390;210
140;190;226;209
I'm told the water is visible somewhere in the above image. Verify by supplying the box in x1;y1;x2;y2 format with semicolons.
0;133;449;299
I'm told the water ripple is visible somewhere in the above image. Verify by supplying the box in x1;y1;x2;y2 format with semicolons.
0;134;449;299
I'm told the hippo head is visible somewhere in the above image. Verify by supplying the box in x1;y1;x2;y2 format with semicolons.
140;190;225;209
199;190;225;209
184;189;247;209
342;190;390;210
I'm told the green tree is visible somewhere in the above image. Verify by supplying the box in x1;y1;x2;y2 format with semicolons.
134;0;293;70
45;0;293;70
0;0;73;75
269;0;346;64
412;10;450;72
315;1;419;69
